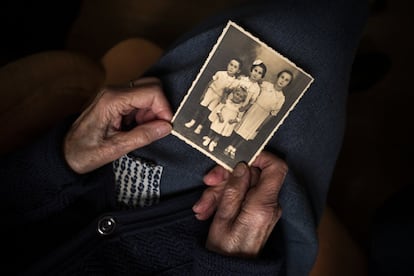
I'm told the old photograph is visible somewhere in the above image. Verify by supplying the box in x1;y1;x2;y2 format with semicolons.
172;21;314;171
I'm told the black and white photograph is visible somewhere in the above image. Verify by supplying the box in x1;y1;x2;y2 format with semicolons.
172;21;314;171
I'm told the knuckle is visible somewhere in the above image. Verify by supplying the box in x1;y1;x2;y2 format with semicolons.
268;152;287;168
244;204;280;225
265;153;288;177
277;161;288;176
137;129;155;145
222;185;241;201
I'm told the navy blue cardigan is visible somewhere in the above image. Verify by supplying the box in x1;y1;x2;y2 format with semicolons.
1;120;285;275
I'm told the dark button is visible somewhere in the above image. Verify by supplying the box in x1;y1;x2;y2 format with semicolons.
97;216;116;236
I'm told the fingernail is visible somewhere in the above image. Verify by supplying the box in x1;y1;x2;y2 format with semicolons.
157;123;172;137
192;201;200;211
233;162;247;177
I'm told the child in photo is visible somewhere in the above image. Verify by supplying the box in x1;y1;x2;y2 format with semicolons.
184;58;242;134
201;86;248;152
228;59;267;114
225;69;293;159
222;59;267;158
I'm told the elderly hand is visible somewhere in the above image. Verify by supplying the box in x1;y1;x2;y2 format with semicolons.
64;77;172;174
193;151;287;258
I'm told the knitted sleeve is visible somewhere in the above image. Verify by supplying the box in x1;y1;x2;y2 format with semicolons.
0;116;114;225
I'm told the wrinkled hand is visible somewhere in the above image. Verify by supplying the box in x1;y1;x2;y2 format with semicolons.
192;152;287;258
64;77;172;174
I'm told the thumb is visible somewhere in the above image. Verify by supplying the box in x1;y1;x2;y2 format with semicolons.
109;120;172;156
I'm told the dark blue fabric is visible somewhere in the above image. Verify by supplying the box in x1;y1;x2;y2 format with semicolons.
137;0;368;274
1;0;368;275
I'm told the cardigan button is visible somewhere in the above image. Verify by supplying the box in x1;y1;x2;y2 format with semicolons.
97;216;116;236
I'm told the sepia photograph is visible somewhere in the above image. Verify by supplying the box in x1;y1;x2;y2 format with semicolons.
172;21;314;171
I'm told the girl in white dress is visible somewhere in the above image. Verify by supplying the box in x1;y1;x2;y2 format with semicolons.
201;86;247;152
184;58;242;134
225;69;293;159
228;59;267;115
